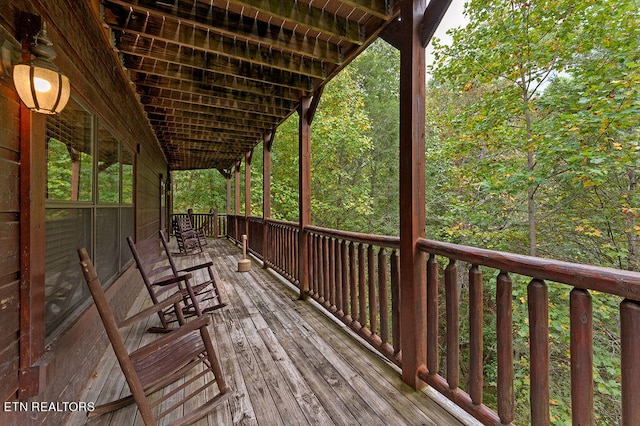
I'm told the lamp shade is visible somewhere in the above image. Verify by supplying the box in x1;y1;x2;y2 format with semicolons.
13;57;70;114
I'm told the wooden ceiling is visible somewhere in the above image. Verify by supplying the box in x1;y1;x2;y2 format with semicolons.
100;0;400;171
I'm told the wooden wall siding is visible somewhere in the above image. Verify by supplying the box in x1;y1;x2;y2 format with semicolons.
0;79;21;403
0;0;167;419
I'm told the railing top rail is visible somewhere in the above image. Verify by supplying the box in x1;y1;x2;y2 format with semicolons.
417;238;640;300
306;225;400;249
265;217;299;228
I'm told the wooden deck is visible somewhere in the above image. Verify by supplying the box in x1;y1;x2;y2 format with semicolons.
67;238;479;426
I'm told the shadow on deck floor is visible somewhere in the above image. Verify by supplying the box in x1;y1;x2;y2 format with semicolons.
68;238;479;426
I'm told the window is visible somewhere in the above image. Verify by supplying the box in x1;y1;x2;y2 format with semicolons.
44;98;135;337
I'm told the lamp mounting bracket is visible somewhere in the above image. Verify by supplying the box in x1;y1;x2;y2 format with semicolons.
17;12;42;48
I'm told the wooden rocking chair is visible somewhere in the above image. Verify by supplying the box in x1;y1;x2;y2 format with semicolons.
187;211;209;247
127;232;227;332
159;230;226;312
78;248;232;426
175;216;202;254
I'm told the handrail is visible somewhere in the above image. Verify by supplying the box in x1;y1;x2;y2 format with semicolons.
417;238;640;299
265;217;298;228
306;224;400;249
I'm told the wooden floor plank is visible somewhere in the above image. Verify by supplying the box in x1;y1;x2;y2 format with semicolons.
69;237;474;426
226;258;387;426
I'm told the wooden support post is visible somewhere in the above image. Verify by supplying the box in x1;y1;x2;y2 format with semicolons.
298;96;312;299
245;150;252;238
224;170;231;238
234;161;241;242
263;132;273;268
398;0;427;390
225;173;231;216
19;93;47;398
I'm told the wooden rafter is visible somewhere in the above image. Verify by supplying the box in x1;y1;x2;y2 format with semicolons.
100;0;400;170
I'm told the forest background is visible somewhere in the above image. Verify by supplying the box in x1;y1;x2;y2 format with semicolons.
173;1;639;423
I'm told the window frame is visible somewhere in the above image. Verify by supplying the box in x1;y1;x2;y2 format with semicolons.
43;97;136;341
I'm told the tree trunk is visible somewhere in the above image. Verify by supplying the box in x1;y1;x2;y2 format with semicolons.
627;170;638;270
520;66;537;257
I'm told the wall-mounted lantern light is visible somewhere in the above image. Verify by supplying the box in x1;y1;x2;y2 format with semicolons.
12;13;69;115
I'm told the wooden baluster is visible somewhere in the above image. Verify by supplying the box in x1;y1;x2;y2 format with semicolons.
621;299;640;426
328;238;336;311
273;226;278;270
317;236;323;302
295;230;300;284
570;288;593;425
469;264;483;405
278;228;291;277
349;242;357;325
378;248;389;346
528;279;549;426
358;243;367;329
427;254;439;376
445;259;459;389
288;228;293;280
276;226;280;270
497;271;514;424
368;244;377;336
284;227;288;277
294;229;298;283
341;241;349;322
324;236;330;307
309;234;315;296
334;238;342;314
391;249;401;355
278;228;282;277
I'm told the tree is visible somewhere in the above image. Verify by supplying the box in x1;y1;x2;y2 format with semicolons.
271;68;373;230
351;40;401;235
172;169;227;213
430;0;596;256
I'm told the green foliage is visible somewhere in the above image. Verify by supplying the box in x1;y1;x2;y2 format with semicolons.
270;68;374;230
351;40;401;235
172;169;228;213
428;0;639;422
47;138;92;201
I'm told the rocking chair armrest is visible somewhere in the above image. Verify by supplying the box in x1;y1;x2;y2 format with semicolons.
130;315;211;359
153;273;193;287
178;261;214;273
118;293;183;328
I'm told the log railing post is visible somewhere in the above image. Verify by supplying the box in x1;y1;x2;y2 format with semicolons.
570;288;593;425
497;272;514;424
621;299;640;425
468;264;483;405
528;279;549;426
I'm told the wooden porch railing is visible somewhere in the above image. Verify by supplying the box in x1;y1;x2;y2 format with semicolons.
263;218;299;284
224;215;640;425
305;225;402;366
170;212;226;238
414;239;640;425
